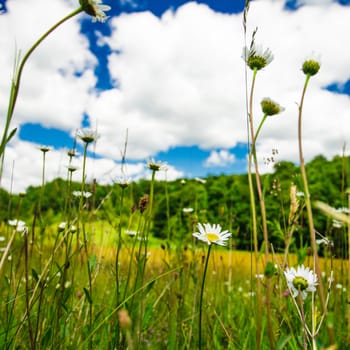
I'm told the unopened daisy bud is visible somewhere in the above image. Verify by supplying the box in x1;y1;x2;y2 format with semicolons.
260;98;284;116
302;59;320;76
118;309;132;329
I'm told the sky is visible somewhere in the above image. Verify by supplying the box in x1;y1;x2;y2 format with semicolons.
1;0;350;193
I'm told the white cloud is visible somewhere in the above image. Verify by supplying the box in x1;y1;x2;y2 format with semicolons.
1;137;183;193
204;150;236;167
2;0;350;192
0;0;97;131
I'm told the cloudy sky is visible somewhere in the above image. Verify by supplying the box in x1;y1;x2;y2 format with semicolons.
1;0;350;193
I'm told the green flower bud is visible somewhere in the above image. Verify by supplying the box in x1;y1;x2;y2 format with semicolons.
302;60;320;76
260;98;285;116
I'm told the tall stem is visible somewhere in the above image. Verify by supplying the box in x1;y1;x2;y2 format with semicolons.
298;74;326;320
247;68;262;349
198;244;212;350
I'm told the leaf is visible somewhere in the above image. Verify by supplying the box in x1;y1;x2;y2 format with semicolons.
83;287;93;305
6;128;17;144
32;268;39;282
89;254;97;273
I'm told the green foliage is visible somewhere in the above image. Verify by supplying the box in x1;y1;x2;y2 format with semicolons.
1;154;350;255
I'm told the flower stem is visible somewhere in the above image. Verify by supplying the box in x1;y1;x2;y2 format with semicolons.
198;244;212;350
298;74;326;324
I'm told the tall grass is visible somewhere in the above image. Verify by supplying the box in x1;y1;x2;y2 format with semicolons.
0;1;349;349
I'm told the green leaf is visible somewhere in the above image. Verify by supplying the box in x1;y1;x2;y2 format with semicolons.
6;128;17;144
83;287;93;305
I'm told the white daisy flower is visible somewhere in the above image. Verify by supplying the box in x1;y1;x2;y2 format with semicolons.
76;128;99;144
79;0;111;23
146;158;167;172
8;219;27;233
193;223;232;246
284;265;318;300
242;43;273;71
116;175;132;188
72;190;92;198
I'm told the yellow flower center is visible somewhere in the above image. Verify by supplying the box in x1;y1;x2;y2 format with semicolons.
205;233;220;242
293;276;308;291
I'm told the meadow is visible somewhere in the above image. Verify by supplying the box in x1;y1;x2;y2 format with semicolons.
1;1;350;349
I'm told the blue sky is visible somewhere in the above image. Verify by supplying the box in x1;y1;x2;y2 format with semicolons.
1;0;350;192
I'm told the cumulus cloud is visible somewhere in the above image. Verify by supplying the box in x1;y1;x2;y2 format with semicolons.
0;0;96;131
2;0;350;192
204;150;236;167
1;137;184;192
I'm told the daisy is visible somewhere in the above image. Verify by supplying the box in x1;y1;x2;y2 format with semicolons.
284;265;318;300
242;43;273;71
76;128;99;144
8;219;27;232
193;223;232;246
116;175;132;188
79;0;111;23
72;190;92;198
146;158;167;172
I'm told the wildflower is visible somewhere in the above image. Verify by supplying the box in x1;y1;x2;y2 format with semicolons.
76;128;99;144
302;59;320;76
183;207;194;213
0;236;5;242
146;158;167;172
116;175;132;189
39;145;51;153
193;223;232;246
72;190;92;198
8;219;27;233
66;165;79;173
79;0;111;23
260;98;285;116
242;44;273;71
336;207;350;214
284;265;318;300
125;230;137;236
195;177;206;184
58;222;77;233
67;149;77;158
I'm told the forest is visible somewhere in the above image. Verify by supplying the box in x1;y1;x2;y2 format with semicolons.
2;153;349;257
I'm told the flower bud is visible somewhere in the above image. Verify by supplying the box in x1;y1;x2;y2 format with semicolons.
302;59;320;76
260;98;284;116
